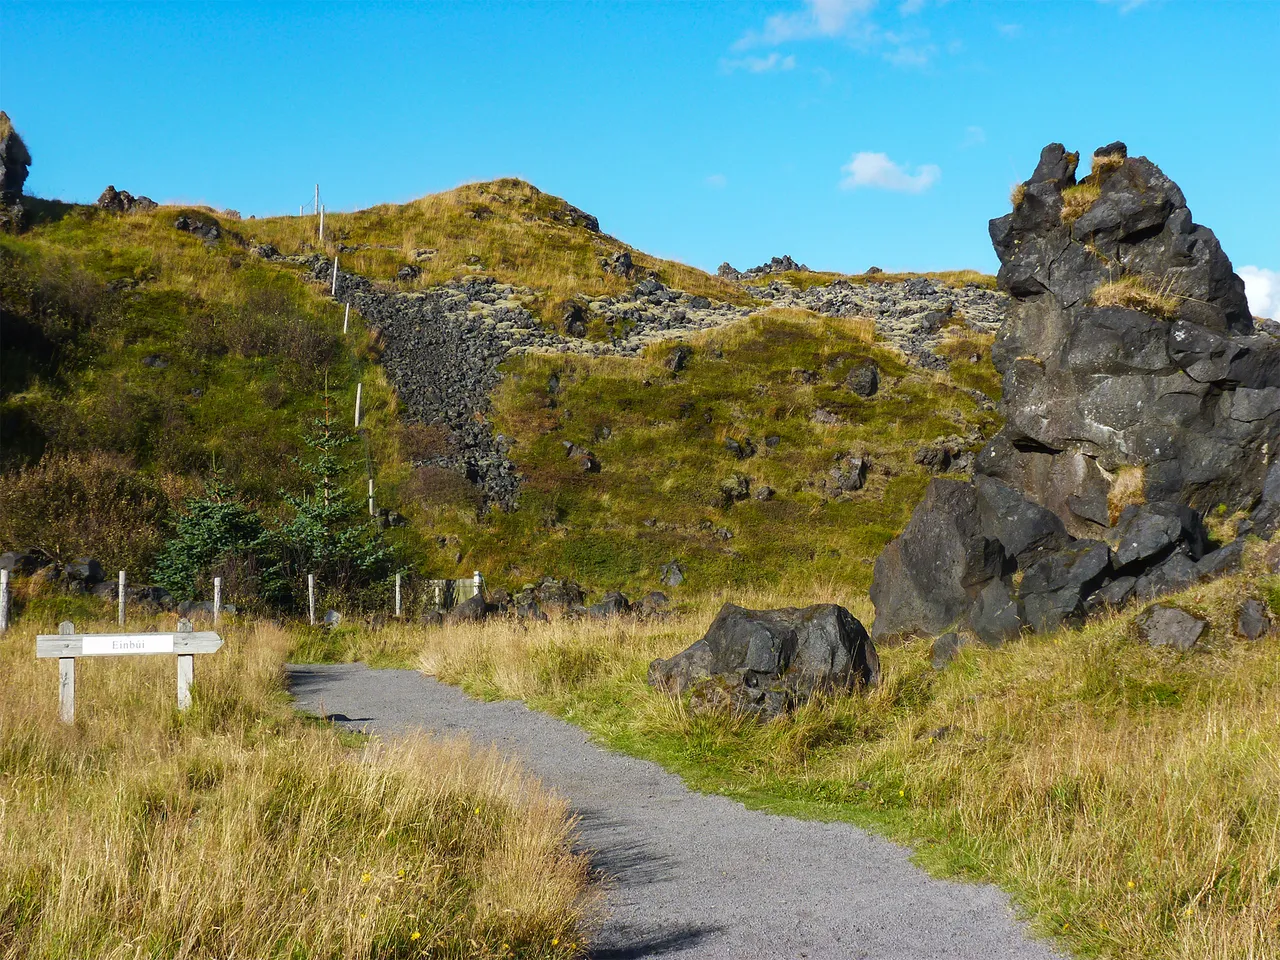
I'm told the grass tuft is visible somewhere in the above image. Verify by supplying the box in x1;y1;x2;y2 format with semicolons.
1091;275;1181;321
1060;182;1102;225
1108;465;1146;524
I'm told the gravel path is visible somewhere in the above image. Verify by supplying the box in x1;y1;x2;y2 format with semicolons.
288;663;1066;960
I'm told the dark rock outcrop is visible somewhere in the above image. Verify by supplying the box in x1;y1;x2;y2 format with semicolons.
870;143;1274;644
986;141;1273;532
97;185;157;214
0;112;30;203
648;602;879;717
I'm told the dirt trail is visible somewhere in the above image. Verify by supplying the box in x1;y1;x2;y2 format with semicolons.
288;663;1065;960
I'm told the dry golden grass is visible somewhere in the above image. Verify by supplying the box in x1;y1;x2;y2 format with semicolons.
1091;151;1127;178
1060;182;1102;225
1091;275;1182;321
1108;465;1147;523
1011;182;1027;209
356;557;1280;960
243;179;756;322
0;607;591;959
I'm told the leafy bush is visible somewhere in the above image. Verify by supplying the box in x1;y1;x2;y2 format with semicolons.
0;451;169;570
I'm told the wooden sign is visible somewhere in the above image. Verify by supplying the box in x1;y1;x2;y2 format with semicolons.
36;621;223;723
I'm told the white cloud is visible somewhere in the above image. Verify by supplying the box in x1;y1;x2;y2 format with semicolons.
1098;0;1152;11
840;152;940;193
883;41;933;66
721;52;797;73
736;0;877;49
705;173;728;189
1240;266;1279;319
899;0;927;13
961;125;986;148
996;22;1022;37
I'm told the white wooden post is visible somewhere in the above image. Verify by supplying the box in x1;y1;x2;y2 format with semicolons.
117;570;126;626
473;570;483;598
318;203;325;242
213;577;222;626
308;574;316;626
331;256;339;297
434;582;442;609
176;618;194;711
395;573;402;618
343;302;350;334
354;382;362;428
368;478;375;517
58;620;75;724
0;568;9;633
299;204;303;217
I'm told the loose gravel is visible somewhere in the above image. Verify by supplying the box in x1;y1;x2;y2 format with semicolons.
288;663;1065;960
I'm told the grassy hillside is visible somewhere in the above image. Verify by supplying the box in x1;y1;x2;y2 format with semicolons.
396;309;999;595
0;183;999;606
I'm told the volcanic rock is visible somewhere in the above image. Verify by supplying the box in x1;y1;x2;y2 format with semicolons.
648;602;879;718
0;112;30;203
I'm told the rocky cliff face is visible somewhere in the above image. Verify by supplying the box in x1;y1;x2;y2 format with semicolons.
983;141;1274;533
870;142;1280;644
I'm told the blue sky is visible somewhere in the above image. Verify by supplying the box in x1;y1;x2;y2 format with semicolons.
3;1;1277;313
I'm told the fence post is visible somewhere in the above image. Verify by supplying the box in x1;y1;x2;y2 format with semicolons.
331;256;339;297
213;576;222;626
58;620;75;724
308;574;316;626
0;568;8;634
343;302;350;334
176;617;195;711
395;573;402;618
117;570;126;626
368;478;375;517
473;570;483;599
354;382;362;428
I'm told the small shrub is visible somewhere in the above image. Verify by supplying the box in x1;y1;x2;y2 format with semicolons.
1091;151;1126;178
0;451;169;570
1010;182;1027;209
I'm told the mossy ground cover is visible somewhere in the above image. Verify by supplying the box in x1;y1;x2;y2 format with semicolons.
305;553;1280;960
407;308;1000;595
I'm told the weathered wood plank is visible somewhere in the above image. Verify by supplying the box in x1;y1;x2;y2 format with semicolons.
176;654;194;711
36;632;223;658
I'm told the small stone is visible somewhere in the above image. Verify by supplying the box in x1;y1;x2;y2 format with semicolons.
1237;599;1272;641
1135;605;1206;652
931;632;964;670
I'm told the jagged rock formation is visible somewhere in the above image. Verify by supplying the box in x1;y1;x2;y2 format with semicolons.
97;185;157;213
717;255;809;281
870;142;1279;644
0;112;30;204
648;602;880;717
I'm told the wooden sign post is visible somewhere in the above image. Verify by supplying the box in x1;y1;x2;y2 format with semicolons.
36;620;224;723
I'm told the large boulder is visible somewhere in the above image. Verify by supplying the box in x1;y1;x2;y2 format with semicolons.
0;112;30;204
648;602;879;718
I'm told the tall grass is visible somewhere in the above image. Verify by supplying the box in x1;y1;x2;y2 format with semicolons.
351;559;1280;960
0;607;591;959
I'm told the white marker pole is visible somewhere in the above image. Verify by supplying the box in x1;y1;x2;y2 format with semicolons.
368;478;375;517
117;570;126;626
0;569;9;634
473;570;483;599
213;576;222;626
299;204;303;217
343;303;350;334
395;573;402;618
331;256;339;297
354;382;362;428
308;574;317;626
